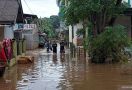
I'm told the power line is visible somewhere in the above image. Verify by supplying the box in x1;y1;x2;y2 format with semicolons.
23;0;34;14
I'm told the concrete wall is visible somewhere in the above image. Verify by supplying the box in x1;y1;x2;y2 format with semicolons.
22;24;39;50
69;25;72;43
24;34;38;50
0;25;14;41
4;26;14;39
69;22;83;47
73;25;77;46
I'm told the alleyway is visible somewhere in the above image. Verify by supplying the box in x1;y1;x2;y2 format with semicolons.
0;46;132;90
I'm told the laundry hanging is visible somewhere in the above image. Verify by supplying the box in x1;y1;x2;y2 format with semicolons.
3;39;13;60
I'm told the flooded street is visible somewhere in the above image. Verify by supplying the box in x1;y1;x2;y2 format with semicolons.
0;48;132;90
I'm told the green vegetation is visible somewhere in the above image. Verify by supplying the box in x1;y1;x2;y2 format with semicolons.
64;0;128;34
89;25;131;63
62;0;131;63
37;15;60;38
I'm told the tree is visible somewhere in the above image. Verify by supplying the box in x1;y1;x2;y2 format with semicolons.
65;0;128;36
50;15;60;29
37;17;54;38
63;0;130;63
37;16;60;38
50;15;60;38
89;25;131;63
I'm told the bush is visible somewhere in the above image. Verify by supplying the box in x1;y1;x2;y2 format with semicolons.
89;25;131;63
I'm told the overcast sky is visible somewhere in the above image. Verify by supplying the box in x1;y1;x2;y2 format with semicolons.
21;0;131;18
21;0;59;18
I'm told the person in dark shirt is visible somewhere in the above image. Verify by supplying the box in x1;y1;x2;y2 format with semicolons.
60;40;65;53
46;41;52;53
52;41;57;53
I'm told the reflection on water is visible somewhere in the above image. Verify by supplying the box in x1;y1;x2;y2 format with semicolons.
0;49;132;90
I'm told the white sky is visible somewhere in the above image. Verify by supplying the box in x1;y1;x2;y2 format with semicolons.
123;0;132;5
21;0;59;18
21;0;131;18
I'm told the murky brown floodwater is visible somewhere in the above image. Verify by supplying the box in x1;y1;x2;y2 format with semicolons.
0;49;132;90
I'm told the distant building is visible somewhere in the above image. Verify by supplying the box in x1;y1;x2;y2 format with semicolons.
23;14;39;50
14;14;39;50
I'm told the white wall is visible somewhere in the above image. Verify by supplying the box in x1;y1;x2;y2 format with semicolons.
24;33;39;50
73;25;77;46
23;24;39;50
69;22;83;47
4;26;14;39
69;25;72;43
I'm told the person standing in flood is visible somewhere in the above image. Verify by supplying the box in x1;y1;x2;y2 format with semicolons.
60;40;65;53
46;41;52;53
52;41;57;53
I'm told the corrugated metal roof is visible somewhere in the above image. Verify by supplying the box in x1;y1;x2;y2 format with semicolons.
0;0;19;24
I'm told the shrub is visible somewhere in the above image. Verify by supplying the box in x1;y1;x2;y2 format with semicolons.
89;25;131;63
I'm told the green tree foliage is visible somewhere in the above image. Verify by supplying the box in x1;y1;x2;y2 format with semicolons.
89;25;131;63
50;15;60;38
63;0;130;63
64;0;128;36
37;16;60;38
50;15;60;29
38;17;54;38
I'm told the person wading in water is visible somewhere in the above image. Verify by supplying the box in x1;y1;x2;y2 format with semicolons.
60;40;65;53
60;40;65;60
46;41;52;53
52;41;57;53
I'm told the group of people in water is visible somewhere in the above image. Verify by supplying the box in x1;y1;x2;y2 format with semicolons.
45;40;65;54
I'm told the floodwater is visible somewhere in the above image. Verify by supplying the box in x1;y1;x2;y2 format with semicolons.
0;48;132;90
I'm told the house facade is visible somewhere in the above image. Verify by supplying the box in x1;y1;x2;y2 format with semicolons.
0;0;23;41
0;0;39;50
23;14;39;50
0;0;24;67
0;0;39;67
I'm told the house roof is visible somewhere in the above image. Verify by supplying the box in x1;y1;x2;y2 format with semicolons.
0;0;23;25
23;14;38;19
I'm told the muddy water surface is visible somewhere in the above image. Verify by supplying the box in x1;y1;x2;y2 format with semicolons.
0;49;132;90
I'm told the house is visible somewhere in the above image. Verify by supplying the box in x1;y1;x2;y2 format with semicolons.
0;0;39;66
0;0;24;67
22;14;39;50
0;0;23;41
